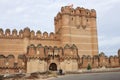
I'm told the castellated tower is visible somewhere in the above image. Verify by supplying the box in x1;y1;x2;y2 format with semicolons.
54;6;98;56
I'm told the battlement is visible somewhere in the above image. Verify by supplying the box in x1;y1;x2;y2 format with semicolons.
54;6;96;23
54;6;96;21
0;27;60;40
58;6;96;18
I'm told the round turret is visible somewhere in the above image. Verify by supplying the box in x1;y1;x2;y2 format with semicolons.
30;30;35;39
23;27;30;38
12;29;17;36
19;29;23;38
43;32;48;39
36;30;41;39
5;29;10;36
49;32;54;39
86;9;90;17
0;28;3;32
0;28;3;36
57;12;61;19
75;7;81;15
90;9;96;18
81;7;86;16
70;8;75;15
61;6;71;14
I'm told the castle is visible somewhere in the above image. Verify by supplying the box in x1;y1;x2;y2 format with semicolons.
0;6;120;74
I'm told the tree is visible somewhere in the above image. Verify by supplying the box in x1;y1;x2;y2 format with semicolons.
87;64;92;70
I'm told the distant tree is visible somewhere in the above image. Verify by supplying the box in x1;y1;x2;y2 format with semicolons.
87;64;92;70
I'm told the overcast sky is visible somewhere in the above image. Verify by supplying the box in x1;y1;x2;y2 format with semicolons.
0;0;120;56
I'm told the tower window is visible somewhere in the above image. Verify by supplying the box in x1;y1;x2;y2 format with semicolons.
72;17;73;20
71;11;74;13
79;10;81;13
87;19;88;22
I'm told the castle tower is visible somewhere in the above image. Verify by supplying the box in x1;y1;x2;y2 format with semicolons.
54;6;98;56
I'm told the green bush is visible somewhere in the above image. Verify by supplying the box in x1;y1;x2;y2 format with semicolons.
87;64;92;70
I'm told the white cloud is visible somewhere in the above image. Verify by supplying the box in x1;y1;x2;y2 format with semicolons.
99;36;120;47
98;36;120;56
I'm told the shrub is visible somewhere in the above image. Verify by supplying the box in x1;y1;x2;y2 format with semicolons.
87;64;92;70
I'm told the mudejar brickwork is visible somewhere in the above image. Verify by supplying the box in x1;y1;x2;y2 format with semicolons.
0;6;120;74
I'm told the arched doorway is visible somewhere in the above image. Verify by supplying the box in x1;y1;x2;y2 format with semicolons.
49;63;57;71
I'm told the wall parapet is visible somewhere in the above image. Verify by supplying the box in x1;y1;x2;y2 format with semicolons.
60;6;96;18
0;27;60;40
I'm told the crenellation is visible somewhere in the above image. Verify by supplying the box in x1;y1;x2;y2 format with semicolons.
80;7;86;16
12;29;18;37
5;28;11;37
70;8;75;15
27;44;79;59
19;29;23;38
0;28;60;40
90;9;96;18
42;31;48;39
61;6;71;15
49;32;54;39
23;27;30;38
54;17;59;33
36;30;42;39
57;12;62;19
55;12;62;33
30;30;35;39
86;9;91;17
0;28;24;39
75;7;81;15
0;28;4;36
0;46;120;73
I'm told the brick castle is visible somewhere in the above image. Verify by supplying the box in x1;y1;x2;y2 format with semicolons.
0;6;120;74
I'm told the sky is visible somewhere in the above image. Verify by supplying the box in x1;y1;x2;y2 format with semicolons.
0;0;120;56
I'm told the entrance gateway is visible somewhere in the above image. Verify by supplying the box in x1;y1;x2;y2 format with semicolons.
49;63;57;71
